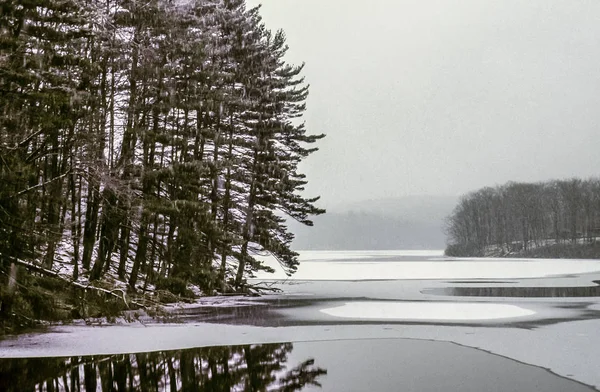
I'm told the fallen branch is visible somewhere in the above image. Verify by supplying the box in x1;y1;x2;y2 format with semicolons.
1;254;147;310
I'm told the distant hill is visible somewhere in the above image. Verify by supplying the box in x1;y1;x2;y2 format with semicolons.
289;195;457;250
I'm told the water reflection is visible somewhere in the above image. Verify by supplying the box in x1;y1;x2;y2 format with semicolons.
0;343;326;392
433;281;600;298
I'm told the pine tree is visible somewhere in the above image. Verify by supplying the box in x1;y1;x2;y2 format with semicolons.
1;0;326;312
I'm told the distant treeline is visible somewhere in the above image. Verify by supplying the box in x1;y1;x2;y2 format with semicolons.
445;179;600;257
0;0;323;311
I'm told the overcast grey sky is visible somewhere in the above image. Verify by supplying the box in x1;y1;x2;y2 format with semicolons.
246;0;600;208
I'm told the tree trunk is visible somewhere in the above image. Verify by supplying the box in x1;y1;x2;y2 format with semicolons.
129;214;149;290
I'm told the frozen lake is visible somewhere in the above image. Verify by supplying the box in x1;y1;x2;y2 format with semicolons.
0;339;595;391
2;250;600;391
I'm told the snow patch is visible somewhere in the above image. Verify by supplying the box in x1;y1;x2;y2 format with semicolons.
320;301;536;321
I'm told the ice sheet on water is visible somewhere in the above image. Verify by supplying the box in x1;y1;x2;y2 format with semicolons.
255;252;600;281
320;301;536;321
3;321;600;390
295;249;444;261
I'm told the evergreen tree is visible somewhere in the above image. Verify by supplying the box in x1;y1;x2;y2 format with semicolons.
1;0;326;319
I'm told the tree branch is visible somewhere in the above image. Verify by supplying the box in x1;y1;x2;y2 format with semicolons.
8;171;71;199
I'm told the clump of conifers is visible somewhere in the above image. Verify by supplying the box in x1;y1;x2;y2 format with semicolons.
0;0;324;329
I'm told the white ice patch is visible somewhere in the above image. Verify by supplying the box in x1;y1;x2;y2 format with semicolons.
296;250;444;261
256;256;600;281
320;301;535;321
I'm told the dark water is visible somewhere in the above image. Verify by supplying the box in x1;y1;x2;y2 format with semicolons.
430;281;600;298
0;342;326;392
0;339;594;392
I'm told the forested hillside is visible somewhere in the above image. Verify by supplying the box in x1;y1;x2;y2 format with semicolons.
445;179;600;257
0;0;324;317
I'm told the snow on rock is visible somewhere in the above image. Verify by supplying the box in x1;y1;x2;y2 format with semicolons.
163;296;265;311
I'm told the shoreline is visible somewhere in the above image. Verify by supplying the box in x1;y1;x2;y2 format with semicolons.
446;241;600;259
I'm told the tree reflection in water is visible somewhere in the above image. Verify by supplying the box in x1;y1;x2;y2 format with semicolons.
447;283;600;298
0;343;327;391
